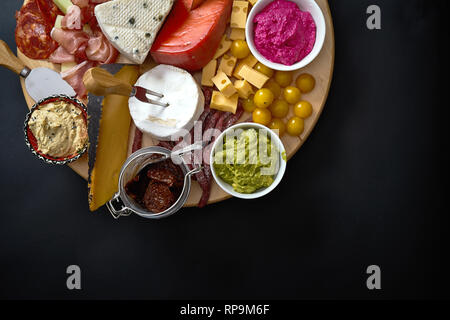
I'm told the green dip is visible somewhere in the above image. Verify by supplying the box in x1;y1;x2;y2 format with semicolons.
213;128;279;194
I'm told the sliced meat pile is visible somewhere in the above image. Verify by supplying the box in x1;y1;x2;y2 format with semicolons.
194;87;244;208
15;0;61;60
133;86;244;208
125;157;184;213
16;0;118;98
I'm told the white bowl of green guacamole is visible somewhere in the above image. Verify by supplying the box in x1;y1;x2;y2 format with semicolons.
210;123;287;199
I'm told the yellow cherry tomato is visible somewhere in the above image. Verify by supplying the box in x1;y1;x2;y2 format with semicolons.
269;100;289;118
254;63;274;78
296;73;316;93
268;118;286;136
253;88;274;108
286;116;304;136
263;79;281;99
274;71;293;87
242;96;256;113
294;100;313;119
283;86;301;104
252;108;272;126
230;40;250;59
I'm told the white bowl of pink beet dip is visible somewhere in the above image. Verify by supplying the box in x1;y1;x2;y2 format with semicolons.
246;0;326;71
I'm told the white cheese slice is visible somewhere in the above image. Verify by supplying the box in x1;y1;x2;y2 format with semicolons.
129;65;204;141
94;0;174;64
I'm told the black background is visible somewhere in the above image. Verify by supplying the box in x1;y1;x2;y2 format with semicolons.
0;0;448;300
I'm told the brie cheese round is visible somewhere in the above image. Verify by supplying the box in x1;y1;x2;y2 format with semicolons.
129;65;204;141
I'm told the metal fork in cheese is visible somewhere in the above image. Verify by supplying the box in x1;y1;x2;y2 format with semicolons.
129;65;205;141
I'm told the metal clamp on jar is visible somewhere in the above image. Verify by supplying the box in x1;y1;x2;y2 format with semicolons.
107;143;204;219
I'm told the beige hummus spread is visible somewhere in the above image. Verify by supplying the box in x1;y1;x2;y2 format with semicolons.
253;0;316;66
28;100;88;158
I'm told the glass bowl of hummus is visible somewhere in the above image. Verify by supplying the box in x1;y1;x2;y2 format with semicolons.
210;123;287;199
24;95;88;165
246;0;326;71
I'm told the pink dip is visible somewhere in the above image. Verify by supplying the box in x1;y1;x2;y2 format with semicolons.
253;0;316;66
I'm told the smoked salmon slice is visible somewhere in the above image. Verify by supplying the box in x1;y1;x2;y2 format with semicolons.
150;0;233;71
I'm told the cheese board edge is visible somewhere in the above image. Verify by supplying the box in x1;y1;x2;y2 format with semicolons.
17;0;335;208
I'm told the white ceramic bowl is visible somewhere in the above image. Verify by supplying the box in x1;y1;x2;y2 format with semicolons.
245;0;326;71
210;123;287;199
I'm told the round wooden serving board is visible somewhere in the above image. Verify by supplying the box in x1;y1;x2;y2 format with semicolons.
18;0;334;208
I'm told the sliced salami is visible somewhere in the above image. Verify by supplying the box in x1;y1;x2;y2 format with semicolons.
196;169;211;208
15;12;58;60
223;101;244;130
36;0;62;23
158;141;175;150
132;128;143;153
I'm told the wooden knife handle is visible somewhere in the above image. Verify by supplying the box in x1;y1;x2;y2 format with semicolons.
0;40;27;75
83;67;133;97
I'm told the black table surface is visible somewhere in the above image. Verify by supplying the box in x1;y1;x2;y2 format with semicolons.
0;0;448;299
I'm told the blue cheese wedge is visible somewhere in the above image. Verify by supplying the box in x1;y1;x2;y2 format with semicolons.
95;0;174;64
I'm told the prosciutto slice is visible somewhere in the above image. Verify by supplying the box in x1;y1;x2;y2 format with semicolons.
61;60;95;98
51;28;89;55
86;30;118;64
61;5;82;30
49;46;75;63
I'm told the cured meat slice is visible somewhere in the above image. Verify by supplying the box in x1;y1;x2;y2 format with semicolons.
203;112;221;143
36;0;62;23
81;4;97;28
49;46;75;63
103;39;119;64
61;60;95;98
132;128;143;153
15;0;62;59
86;31;109;61
195;169;211;208
61;5;82;30
158;141;175;151
85;30;118;64
15;12;58;60
202;87;212;103
223;101;244;129
51;28;90;55
50;28;91;62
215;111;231;132
16;0;62;24
192;106;211;143
16;1;42;20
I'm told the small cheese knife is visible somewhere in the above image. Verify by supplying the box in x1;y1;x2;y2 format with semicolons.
83;67;169;107
0;40;76;102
